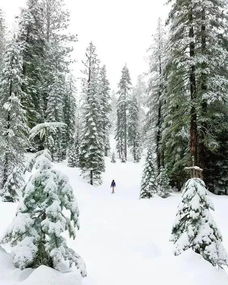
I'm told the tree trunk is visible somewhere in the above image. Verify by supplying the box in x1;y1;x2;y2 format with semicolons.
189;10;198;166
2;80;12;188
199;7;207;173
90;170;93;185
156;19;163;173
156;55;162;174
124;99;127;161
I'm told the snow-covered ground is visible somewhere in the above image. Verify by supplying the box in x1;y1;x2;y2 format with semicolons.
0;158;228;285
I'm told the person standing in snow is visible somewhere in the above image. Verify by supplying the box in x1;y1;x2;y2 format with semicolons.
110;180;116;194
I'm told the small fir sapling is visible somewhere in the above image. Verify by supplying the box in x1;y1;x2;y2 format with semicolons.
140;149;157;199
1;147;86;276
157;167;171;198
170;177;228;268
111;152;116;163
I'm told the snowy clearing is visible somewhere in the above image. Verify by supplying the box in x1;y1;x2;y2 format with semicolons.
0;158;228;285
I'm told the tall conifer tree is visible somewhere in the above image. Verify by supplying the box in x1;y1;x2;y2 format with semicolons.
79;42;104;185
163;0;228;192
0;40;28;197
115;65;131;162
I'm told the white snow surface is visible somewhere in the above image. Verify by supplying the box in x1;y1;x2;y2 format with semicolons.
0;158;228;285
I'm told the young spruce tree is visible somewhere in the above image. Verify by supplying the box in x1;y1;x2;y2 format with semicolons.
140;149;157;199
171;177;228;267
1;151;86;276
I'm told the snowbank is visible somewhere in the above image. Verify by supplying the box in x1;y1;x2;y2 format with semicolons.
0;246;82;285
0;158;228;285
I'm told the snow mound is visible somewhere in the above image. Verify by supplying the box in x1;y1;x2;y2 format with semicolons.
151;251;228;285
22;265;82;285
0;247;82;285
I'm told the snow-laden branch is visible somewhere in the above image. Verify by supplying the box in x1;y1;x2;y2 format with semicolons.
29;122;66;140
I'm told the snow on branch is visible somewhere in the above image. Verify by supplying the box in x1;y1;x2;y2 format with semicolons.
29;122;66;140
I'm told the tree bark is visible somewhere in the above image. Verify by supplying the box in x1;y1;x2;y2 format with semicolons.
189;9;198;166
124;97;127;161
199;7;207;172
90;170;93;185
2;79;12;188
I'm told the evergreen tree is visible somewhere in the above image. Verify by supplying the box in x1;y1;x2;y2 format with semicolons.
18;0;46;129
18;0;76;155
132;76;147;149
171;177;228;267
1;167;24;202
0;40;28;195
140;149;157;198
145;18;166;172
63;76;77;156
68;133;80;168
0;9;6;67
1;151;86;276
98;65;111;156
128;94;141;162
115;65;131;162
164;0;228;192
45;71;66;161
111;152;116;163
79;42;104;185
42;0;76;159
157;167;171;198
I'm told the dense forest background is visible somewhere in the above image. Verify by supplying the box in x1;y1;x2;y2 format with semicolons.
0;0;227;196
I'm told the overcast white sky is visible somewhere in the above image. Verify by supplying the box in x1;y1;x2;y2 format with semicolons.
1;0;169;88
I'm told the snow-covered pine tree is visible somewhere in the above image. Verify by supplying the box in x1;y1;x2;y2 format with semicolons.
171;177;228;267
1;167;24;202
1;151;86;276
115;65;132;162
18;0;76;154
157;167;171;198
42;0;76;160
98;65;111;156
17;0;46;130
0;39;28;198
79;42;104;185
0;9;6;68
140;149;157;199
45;72;66;161
132;76;147;150
68;133;80;168
164;0;228;192
29;122;66;166
111;152;116;163
63;76;77;157
145;18;167;173
128;94;141;162
195;0;228;193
